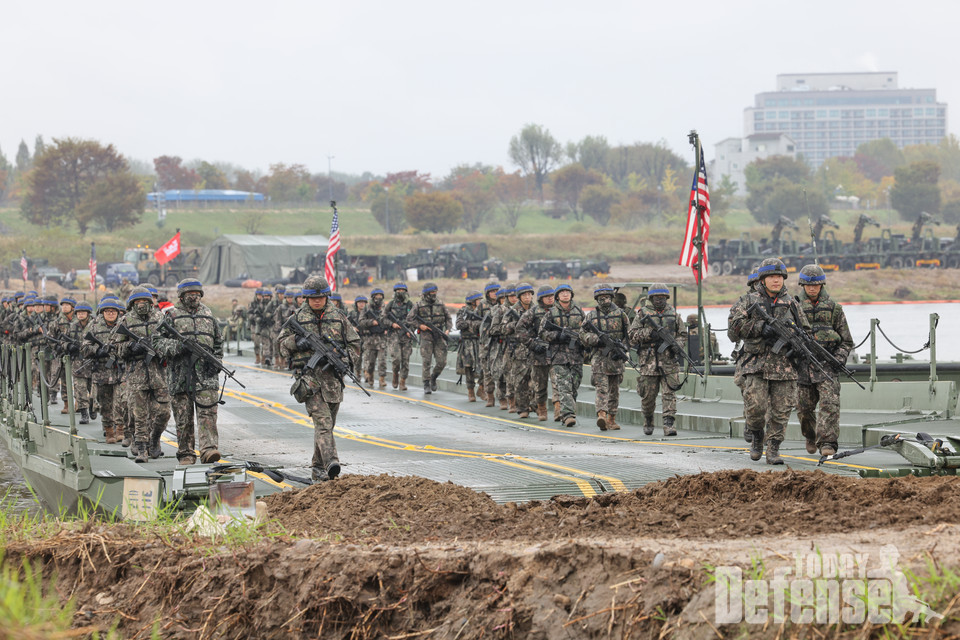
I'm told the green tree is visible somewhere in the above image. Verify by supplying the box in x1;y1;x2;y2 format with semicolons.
196;161;229;190
744;155;814;223
494;169;528;229
15;140;31;173
551;163;605;220
764;183;829;221
566;135;610;173
710;174;737;215
891;161;941;220
854;138;904;181
610;190;655;230
405;192;463;233
75;173;145;232
266;163;313;203
508;123;562;202
604;141;688;189
20;137;134;232
0;145;10;202
447;169;497;232
33;135;45;158
580;184;621;226
369;186;406;232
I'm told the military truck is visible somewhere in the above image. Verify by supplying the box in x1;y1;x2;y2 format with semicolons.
122;246;202;286
519;258;610;280
400;242;507;280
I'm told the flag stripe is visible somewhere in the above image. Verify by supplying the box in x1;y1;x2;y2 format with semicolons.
679;142;711;282
324;210;340;291
20;252;28;281
89;244;97;292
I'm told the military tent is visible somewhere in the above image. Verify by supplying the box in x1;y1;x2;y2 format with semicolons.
198;235;328;284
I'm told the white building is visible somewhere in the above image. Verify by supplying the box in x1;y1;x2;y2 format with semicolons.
712;133;797;195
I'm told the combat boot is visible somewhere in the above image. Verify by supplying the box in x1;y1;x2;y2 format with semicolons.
805;438;818;455
500;397;508;411
89;405;98;420
553;401;561;422
607;412;620;430
311;467;328;483
467;386;476;402
263;358;271;367
743;430;753;443
255;353;262;365
148;428;164;459
663;416;677;437
103;425;117;444
392;371;399;389
49;394;57;405
424;380;432;395
563;415;577;428
122;434;132;448
79;408;90;425
508;397;517;413
596;410;608;430
477;386;486;402
134;442;149;463
379;375;386;389
431;377;439;392
326;461;341;480
485;394;495;408
749;431;764;461
60;404;69;414
766;439;784;465
365;372;374;385
536;402;547;421
399;378;408;391
200;449;221;464
518;407;529;419
643;415;655;436
820;443;837;457
179;455;197;466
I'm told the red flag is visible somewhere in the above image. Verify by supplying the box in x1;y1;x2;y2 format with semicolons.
20;251;28;281
679;142;711;282
324;209;341;291
89;243;97;291
155;231;181;265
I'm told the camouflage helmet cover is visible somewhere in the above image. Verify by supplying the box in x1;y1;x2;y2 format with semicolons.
798;264;826;285
302;276;331;298
536;285;554;299
593;284;615;300
648;283;669;297
177;278;203;297
757;257;788;279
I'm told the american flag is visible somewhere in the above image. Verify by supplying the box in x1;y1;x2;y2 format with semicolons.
89;243;97;292
20;251;27;281
679;141;711;282
324;209;341;291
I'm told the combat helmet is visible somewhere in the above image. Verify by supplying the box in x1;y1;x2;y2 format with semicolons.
177;278;204;297
798;264;826;286
98;298;124;313
393;282;408;291
747;263;761;287
593;284;615;300
465;290;482;303
686;313;699;327
757;258;788;279
421;282;438;294
302;276;331;298
497;284;514;299
515;282;534;297
553;283;574;299
648;283;669;297
354;294;368;303
370;288;385;298
484;282;501;294
60;297;76;308
536;285;554;300
127;286;153;308
75;302;93;313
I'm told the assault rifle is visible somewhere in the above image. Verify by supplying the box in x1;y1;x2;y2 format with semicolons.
363;307;389;336
462;308;483;322
639;315;704;377
582;320;643;375
116;323;159;366
158;318;246;389
413;312;449;344
283;316;371;397
84;331;117;369
748;302;864;389
543;320;582;350
386;311;419;344
44;333;80;357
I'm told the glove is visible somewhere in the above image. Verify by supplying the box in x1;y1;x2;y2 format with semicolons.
296;336;312;351
610;350;627;362
129;342;147;357
96;345;111;358
68;344;81;357
761;323;777;339
530;340;546;355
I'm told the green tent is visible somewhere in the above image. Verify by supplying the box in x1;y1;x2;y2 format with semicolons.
198;234;328;284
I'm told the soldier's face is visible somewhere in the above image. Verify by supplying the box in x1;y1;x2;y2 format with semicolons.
803;284;822;300
507;294;518;304
61;303;74;315
182;292;201;307
557;290;572;304
308;296;327;311
372;294;383;304
520;292;533;305
596;294;613;308
357;301;367;311
103;309;119;323
542;294;555;307
76;311;90;322
763;275;784;293
134;300;152;315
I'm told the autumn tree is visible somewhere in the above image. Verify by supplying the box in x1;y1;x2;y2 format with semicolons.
444;165;497;232
494;169;528;229
580;185;621;226
369;184;406;232
854;138;904;181
405;192;463;233
891;161;941;220
508;124;562;202
196;161;229;190
566;135;611;173
154;155;200;190
744;155;816;223
551;163;605;220
15;140;31;173
266;163;313;203
233;169;258;192
21;137;143;234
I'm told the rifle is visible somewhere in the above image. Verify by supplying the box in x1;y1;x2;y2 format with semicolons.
748;302;864;390
283;316;371;397
543;320;582;351
413;312;449;343
363;307;388;336
582;320;643;375
116;323;159;366
462;308;483;322
639;314;704;377
84;331;117;369
159;318;246;389
386;310;420;344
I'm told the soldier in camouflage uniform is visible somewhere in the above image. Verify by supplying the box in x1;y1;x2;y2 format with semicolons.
118;278;134;302
502;283;536;417
67;302;94;424
629;284;687;436
271;287;293;369
330;292;344;311
539;284;584;428
47;296;77;412
347;295;367;380
257;289;275;366
359;288;388;388
226;298;246;343
384;283;415;390
796;264;853;457
487;285;516;410
727;258;810;465
156;279;224;465
407;282;451;394
731;264;762;443
249;290;264;363
614;291;636;324
115;287;171;463
581;285;630;431
278;276;361;482
81;299;123;443
455;291;483;402
686;314;720;365
516;285;554;421
478;283;502;407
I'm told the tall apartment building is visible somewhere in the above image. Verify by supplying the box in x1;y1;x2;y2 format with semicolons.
743;72;947;167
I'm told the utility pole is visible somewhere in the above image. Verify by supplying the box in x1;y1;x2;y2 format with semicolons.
327;155;335;201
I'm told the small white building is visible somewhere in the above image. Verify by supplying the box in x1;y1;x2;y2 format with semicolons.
712;133;797;195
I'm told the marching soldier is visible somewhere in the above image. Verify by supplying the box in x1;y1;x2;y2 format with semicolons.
67;302;95;424
384;283;414;391
81;299;123;443
686;313;720;365
487;285;516;410
515;285;554;421
360;288;388;388
503;283;536;418
581;285;630;431
48;296;76;412
796;264;853;458
407;282;451;395
278;276;361;482
249;290;264;364
727;258;809;465
731;263;762;443
455;291;483;402
347;295;367;380
257;289;275;367
478;283;503;408
629;284;687;437
539;284;584;428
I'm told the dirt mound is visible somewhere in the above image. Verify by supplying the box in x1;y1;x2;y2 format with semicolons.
263;469;960;542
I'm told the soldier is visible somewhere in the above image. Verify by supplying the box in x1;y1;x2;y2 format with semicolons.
81;299;123;443
115;286;171;463
727;258;809;465
478;282;502;407
581;285;630;431
515;286;554;421
118;277;134;301
359;288;388;388
67;302;94;424
330;292;345;311
257;288;275;367
629;284;687;437
502;283;536;417
156;279;224;465
455;291;483;401
731;264;761;443
270;286;287;368
407;282;451;394
539;283;584;428
278;276;361;482
384;282;414;390
796;264;853;458
614;291;636;323
249;290;264;364
347;295;367;379
226;298;246;343
686;313;720;365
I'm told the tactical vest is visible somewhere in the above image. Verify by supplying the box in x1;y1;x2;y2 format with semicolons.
637;304;678;347
289;305;350;371
169;303;217;349
411;299;448;329
800;295;842;350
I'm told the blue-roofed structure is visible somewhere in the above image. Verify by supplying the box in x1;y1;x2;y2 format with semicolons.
147;189;265;203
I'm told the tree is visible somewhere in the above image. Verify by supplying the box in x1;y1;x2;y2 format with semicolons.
744;155;814;223
854;138;904;181
603;141;688;189
494;169;528;229
710;174;738;215
764;183;829;221
580;184;621;226
447;169;497;232
369;185;406;232
21;137;140;234
33;135;45;158
233;169;258;192
566;135;610;173
508;123;562;202
0;145;10;202
153;155;200;190
891;161;941;220
15;140;31;173
75;173;145;232
196;161;229;190
405;192;463;233
610;190;655;230
551;163;605;220
266;163;313;203
311;175;348;203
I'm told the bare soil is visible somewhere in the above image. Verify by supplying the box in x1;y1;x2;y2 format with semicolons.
9;470;960;638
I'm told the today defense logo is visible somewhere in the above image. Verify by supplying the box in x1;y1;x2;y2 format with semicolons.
714;544;943;625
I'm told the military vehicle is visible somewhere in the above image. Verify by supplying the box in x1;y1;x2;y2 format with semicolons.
123;246;202;286
519;258;611;280
402;242;507;280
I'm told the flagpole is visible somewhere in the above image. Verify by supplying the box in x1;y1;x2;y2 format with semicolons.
91;243;99;307
688;131;707;378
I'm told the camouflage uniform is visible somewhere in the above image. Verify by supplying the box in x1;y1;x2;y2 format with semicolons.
81;301;123;443
796;266;853;456
629;285;687;436
406;283;451;394
539;284;585;428
278;276;361;482
115;287;171;463
118;279;134;302
581;286;630;431
67;303;95;423
248;293;263;362
480;286;509;408
502;283;536;416
359;289;388;387
455;292;484;401
226;300;246;343
515;286;554;421
686;314;720;365
384;283;415;390
346;296;367;380
727;259;810;464
257;291;275;366
47;298;77;410
156;280;224;464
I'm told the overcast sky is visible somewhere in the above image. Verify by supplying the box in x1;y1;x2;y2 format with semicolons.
3;0;956;182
